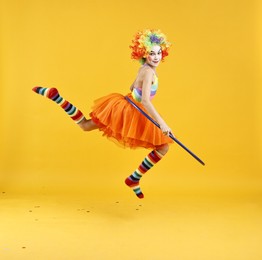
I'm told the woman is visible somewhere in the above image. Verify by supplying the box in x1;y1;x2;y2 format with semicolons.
33;29;173;199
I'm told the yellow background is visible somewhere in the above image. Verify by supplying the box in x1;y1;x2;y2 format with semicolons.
0;0;261;259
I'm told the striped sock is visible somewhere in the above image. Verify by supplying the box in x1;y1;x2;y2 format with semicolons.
32;87;85;124
125;150;163;199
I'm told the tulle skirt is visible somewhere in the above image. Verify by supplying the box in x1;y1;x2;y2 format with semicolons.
89;93;173;149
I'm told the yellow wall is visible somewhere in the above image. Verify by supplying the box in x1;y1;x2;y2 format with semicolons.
0;0;261;195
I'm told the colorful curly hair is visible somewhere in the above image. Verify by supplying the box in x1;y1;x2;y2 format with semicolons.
130;29;171;64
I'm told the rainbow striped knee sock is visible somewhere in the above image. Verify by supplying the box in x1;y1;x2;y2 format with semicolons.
32;87;85;124
125;150;163;199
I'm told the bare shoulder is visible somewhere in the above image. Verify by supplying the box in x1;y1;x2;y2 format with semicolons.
139;66;154;81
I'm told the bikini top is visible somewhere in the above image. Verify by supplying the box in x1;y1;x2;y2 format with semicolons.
131;72;158;102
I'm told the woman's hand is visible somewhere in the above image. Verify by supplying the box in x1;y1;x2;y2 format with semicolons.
159;120;172;136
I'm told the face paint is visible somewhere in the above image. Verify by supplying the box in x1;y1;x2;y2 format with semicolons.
145;45;162;68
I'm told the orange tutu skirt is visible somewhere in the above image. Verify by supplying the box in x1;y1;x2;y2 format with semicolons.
89;93;173;149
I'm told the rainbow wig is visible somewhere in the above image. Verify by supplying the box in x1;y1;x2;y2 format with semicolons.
130;29;171;64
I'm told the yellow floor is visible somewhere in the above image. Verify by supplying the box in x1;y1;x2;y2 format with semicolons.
1;187;261;260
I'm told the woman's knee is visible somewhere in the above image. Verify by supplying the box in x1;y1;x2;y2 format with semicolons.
79;119;98;131
156;144;169;155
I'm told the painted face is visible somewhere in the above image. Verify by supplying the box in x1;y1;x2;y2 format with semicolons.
145;45;162;67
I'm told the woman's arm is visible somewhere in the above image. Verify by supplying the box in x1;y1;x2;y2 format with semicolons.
140;69;171;135
130;81;135;91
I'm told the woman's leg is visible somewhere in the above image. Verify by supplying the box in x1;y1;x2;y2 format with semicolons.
155;143;169;156
125;143;169;199
78;118;99;131
32;86;98;131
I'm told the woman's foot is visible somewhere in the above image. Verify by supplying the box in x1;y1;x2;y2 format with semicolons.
32;87;59;100
125;177;144;199
32;86;85;124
